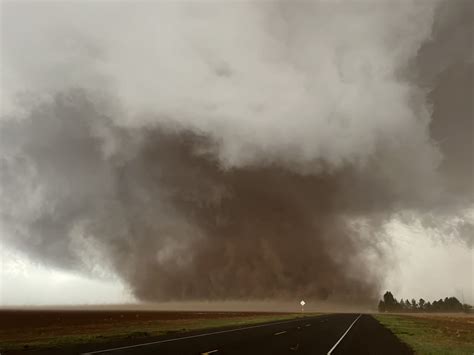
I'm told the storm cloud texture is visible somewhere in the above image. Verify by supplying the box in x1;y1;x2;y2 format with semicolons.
0;0;472;304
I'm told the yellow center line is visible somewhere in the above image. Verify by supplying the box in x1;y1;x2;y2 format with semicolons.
201;350;219;355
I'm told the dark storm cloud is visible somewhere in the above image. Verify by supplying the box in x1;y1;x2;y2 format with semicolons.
0;0;472;303
0;90;387;302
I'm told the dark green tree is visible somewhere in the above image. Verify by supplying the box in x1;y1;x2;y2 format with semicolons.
419;298;425;310
377;292;471;313
382;291;399;312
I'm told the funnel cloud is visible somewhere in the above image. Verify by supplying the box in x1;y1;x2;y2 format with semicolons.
0;0;472;304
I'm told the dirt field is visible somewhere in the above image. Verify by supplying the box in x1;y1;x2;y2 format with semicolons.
0;309;302;352
1;309;276;328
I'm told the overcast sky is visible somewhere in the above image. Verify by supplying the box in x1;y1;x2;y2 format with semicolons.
0;0;472;308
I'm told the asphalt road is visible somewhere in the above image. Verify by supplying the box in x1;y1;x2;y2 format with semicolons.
70;313;412;355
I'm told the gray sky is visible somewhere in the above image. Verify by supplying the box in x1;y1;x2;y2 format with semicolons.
0;0;472;307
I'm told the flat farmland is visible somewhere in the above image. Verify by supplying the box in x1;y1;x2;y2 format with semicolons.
0;309;304;352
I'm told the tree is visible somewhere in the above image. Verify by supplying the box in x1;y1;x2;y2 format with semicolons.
419;298;425;311
383;291;399;312
432;299;441;312
400;299;405;310
445;297;463;312
376;292;470;313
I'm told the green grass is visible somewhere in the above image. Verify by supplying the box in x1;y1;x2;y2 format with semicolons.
0;313;316;351
375;314;474;355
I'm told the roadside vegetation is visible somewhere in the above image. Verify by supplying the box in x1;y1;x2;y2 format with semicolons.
378;291;472;313
375;313;474;355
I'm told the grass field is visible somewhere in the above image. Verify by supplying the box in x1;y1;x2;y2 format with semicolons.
0;309;309;352
375;313;474;355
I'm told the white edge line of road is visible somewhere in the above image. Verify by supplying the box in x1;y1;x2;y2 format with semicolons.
81;316;320;354
326;314;362;355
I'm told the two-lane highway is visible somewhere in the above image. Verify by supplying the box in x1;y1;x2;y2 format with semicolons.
77;313;412;355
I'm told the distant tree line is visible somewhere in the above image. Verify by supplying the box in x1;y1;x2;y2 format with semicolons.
378;291;472;313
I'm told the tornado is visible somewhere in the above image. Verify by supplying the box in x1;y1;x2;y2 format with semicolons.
0;0;472;305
